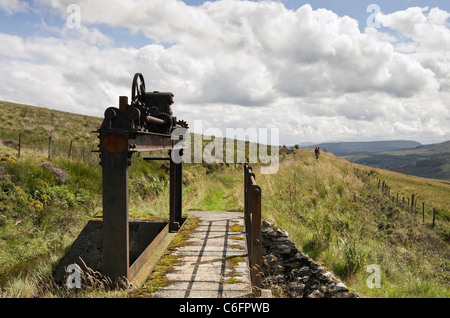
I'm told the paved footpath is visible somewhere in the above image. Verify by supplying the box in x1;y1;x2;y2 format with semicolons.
152;211;253;298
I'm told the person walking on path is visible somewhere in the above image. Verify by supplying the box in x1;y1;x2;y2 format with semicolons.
314;146;320;159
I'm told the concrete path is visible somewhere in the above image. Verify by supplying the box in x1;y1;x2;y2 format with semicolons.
152;211;253;298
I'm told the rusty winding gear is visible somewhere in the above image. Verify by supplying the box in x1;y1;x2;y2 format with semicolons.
99;73;186;135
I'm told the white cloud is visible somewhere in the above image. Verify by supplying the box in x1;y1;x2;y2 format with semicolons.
378;7;450;50
0;0;449;145
0;0;30;14
377;6;450;97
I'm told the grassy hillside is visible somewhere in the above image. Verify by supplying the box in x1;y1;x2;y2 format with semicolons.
255;151;449;297
0;101;102;165
0;101;449;298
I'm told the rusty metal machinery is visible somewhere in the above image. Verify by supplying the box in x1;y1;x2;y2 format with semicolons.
95;73;188;284
100;73;188;135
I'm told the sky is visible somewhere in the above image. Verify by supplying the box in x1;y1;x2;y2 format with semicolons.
0;0;449;146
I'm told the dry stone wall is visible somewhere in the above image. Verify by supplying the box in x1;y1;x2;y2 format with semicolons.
261;221;359;298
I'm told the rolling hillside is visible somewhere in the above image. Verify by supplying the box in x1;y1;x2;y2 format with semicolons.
302;140;422;154
393;156;450;180
339;141;450;181
0;100;102;165
0;101;449;298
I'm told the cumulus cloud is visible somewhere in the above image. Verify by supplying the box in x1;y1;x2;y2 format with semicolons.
0;0;449;144
378;7;450;50
376;7;450;96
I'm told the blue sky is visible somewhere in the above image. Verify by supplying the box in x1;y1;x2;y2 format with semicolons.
0;0;449;145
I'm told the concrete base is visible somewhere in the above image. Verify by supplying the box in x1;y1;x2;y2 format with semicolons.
52;219;170;287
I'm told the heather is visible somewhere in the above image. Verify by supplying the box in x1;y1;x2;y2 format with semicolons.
0;156;100;269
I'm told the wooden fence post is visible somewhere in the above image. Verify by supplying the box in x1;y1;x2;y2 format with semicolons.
432;208;436;228
48;136;52;161
422;202;425;223
68;140;73;158
18;133;21;158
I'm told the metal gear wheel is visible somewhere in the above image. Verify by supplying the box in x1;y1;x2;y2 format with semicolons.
176;119;189;130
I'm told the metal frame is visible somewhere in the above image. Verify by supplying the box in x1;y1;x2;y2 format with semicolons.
99;129;184;283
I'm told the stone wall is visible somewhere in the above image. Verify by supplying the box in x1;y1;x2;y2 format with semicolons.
261;221;359;298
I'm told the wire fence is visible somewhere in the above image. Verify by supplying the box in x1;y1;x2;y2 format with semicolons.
376;177;439;228
1;133;99;165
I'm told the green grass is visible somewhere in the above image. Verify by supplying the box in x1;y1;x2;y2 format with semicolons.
181;163;243;212
0;155;101;269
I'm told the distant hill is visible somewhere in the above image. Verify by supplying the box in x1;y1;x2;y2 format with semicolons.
393;156;450;180
391;140;450;155
340;140;450;181
302;140;421;154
